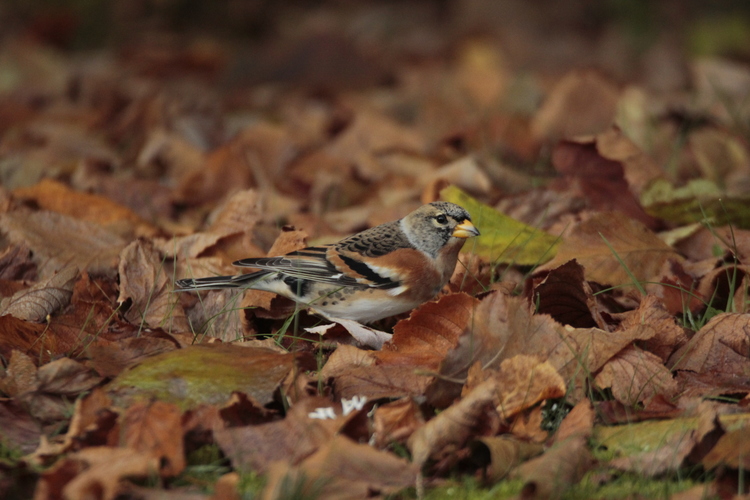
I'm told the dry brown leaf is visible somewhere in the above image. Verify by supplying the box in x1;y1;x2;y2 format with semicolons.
183;285;246;342
669;313;750;374
35;357;102;395
325;111;425;182
0;209;126;279
469;436;544;483
595;345;677;405
214;397;352;474
0;315;59;362
537;211;683;290
0;266;77;322
618;294;688;361
531;70;620;142
423;156;492;195
1;350;38;397
121;400;186;476
702;426;750;470
35;447;160;500
554;398;595;443
86;336;179;378
117;239;191;332
0;243;36;281
532;259;601;329
377;292;479;369
333;364;434;401
509;405;549;443
408;378;498;468
515;436;594;500
13;178;159;238
551;137;658;228
372;398;425;448
495;356;566;420
0;399;42;455
594;127;664;195
437;291;654;403
59;388;116;451
261;435;417;500
319;344;377;380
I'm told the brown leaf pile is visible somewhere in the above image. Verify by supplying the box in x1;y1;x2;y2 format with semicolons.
1;2;750;499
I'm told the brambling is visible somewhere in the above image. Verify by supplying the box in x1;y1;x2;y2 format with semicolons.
175;202;479;323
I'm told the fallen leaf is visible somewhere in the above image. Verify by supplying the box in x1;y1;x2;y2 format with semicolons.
469;436;544;483
441;185;559;265
494;356;566;420
0;399;42;455
261;435;417;500
532;259;601;329
641;178;750;229
531;69;620;142
117;239;191;332
669;313;750;374
554;398;595;443
325;111;425;182
595;345;678;405
436;291;654;402
0;243;36;281
537;211;683;290
86;336;179;378
372;398;425;448
13;178;158;238
0;209;126;279
35;447;160;500
214;397;351;473
121;400;185;476
596;405;721;475
408;378;498;468
378;292;478;368
108;344;296;410
35;357;102;395
515;436;594;500
617;294;688;361
702;426;750;470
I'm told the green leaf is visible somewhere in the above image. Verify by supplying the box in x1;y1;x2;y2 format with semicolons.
641;178;750;228
440;185;559;265
107;344;295;411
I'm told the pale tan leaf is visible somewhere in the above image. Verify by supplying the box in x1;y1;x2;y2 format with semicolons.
495;356;566;420
595;345;678;405
537;211;683;289
117;239;191;332
408;378;498;467
0;209;126;279
669;313;750;375
121;400;185;476
0;266;77;322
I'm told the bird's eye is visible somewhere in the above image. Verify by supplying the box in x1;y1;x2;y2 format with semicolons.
435;214;448;224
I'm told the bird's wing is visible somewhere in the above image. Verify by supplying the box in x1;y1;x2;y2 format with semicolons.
233;246;365;287
233;244;402;289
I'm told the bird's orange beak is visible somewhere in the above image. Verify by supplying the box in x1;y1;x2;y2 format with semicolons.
452;220;480;238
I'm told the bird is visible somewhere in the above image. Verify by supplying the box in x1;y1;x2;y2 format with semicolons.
175;201;479;323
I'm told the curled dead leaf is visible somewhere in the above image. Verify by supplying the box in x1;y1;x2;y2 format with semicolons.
0;266;78;322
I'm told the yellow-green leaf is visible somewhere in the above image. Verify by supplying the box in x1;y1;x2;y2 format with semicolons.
641;178;750;228
107;344;295;411
441;185;559;265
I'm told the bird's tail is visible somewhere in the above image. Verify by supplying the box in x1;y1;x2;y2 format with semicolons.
175;270;270;291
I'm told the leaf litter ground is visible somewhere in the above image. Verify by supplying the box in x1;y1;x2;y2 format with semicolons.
1;2;750;499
